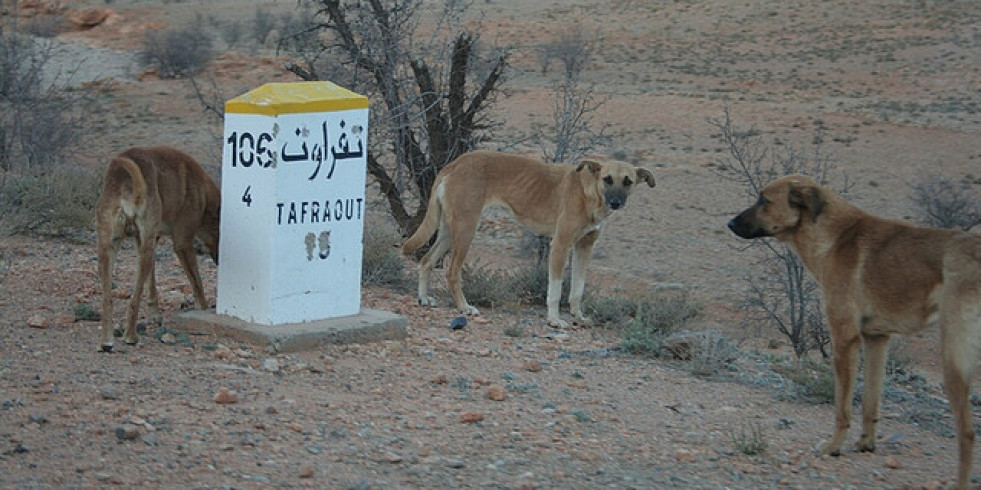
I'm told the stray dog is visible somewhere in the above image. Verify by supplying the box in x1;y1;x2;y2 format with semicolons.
728;174;981;488
95;146;220;352
402;150;655;328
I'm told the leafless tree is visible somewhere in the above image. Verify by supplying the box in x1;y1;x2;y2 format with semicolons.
279;0;508;235
712;107;850;358
909;174;981;231
524;27;610;265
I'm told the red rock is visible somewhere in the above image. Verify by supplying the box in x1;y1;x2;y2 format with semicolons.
460;411;484;424
26;314;47;329
67;8;112;28
214;388;238;404
885;455;901;469
486;384;507;401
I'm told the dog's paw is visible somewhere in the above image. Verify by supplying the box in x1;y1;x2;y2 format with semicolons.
99;343;114;353
853;436;876;453
548;317;570;329
572;315;593;327
463;305;480;316
417;296;438;307
819;441;842;457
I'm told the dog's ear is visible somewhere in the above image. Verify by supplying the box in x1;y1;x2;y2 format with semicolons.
788;183;825;221
636;167;656;188
576;159;603;174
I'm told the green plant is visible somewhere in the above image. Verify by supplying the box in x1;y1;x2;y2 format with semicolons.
73;303;100;321
460;260;518;308
772;358;835;404
361;227;408;289
729;421;767;455
142;22;215;78
503;325;525;338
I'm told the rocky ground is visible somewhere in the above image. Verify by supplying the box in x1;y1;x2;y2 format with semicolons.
2;0;980;488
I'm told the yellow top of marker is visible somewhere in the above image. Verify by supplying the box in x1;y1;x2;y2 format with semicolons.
225;81;370;115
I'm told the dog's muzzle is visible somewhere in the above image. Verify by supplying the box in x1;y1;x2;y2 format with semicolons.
605;190;627;210
727;212;770;239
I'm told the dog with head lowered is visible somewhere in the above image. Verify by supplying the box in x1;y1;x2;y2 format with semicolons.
402;150;655;328
729;174;981;489
95;146;220;352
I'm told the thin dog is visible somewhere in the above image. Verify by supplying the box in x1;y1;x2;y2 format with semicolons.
95;146;220;352
728;174;981;488
402;150;655;328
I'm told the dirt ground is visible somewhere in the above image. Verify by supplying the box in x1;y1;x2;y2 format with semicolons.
2;0;980;488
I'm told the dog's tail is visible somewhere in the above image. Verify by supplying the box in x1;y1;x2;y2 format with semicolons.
401;179;443;254
103;156;148;220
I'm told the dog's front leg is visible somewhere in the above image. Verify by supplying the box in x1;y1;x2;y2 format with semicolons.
821;322;861;456
569;231;600;325
855;333;890;452
547;234;573;328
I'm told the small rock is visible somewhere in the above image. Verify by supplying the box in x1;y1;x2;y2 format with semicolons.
26;314;47;329
675;449;696;463
298;465;314;478
885;455;901;469
460;411;484;424
214;388;238;404
384;451;403;463
115;424;140;440
28;414;47;425
159;333;176;345
523;359;542;372
486;385;507;401
262;358;280;373
450;316;467;330
99;386;119;400
212;345;234;361
431;374;448;385
446;459;466;468
67;8;112;28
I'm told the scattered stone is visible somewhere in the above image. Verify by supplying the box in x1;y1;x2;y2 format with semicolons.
486;385;507;401
262;358;281;373
460;411;484;424
885;456;901;469
26;314;47;329
384;451;403;463
431;374;448;385
298;465;314;478
159;333;177;345
67;7;112;28
214;388;238;404
141;433;158;446
99;386;119;400
28;414;47;425
450;316;467;330
523;359;542;372
446;458;466;468
115;424;140;440
675;449;696;463
212;345;234;361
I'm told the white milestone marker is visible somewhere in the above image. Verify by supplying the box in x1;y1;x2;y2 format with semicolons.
217;82;370;324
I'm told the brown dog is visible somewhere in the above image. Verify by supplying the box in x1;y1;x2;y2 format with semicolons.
402;150;655;328
728;174;981;488
95;146;220;352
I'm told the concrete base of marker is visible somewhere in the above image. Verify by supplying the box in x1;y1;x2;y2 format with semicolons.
171;308;407;353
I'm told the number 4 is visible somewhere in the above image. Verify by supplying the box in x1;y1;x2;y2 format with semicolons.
242;185;253;207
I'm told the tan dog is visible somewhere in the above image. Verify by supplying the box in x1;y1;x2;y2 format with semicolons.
728;174;981;488
402;150;655;328
95;146;220;352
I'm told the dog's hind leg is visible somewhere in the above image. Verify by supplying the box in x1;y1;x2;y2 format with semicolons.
124;232;156;345
144;237;163;325
855;333;890;452
568;230;600;325
446;212;480;316
941;300;980;489
97;228;121;352
416;221;451;307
